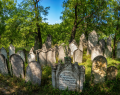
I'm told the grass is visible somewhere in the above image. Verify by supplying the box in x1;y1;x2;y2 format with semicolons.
1;47;120;95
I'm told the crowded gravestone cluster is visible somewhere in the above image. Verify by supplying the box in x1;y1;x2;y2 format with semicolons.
0;30;119;92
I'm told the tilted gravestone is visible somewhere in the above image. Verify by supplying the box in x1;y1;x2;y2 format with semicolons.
79;33;87;51
69;39;78;56
9;44;15;57
9;54;24;78
87;30;98;55
73;49;83;63
91;55;107;84
25;61;42;85
17;50;25;62
107;66;118;80
117;41;120;58
52;57;85;92
99;39;105;51
45;34;52;49
91;45;103;60
0;47;7;60
27;52;36;63
0;54;8;74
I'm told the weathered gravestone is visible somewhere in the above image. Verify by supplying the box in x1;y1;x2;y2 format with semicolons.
91;45;103;60
79;33;87;51
107;37;111;46
91;55;107;84
0;47;7;60
9;54;24;78
117;41;120;58
107;66;118;80
25;61;42;85
42;43;48;52
52;57;85;92
9;44;15;57
69;39;78;56
99;39;105;51
17;50;25;62
27;52;36;63
73;49;83;63
87;30;98;55
0;54;8;74
47;48;53;66
45;34;52;49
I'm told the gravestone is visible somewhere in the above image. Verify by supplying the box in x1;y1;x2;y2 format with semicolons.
45;34;52;49
42;43;47;52
0;47;7;60
87;30;98;55
27;52;36;63
69;39;78;56
79;33;87;51
107;37;111;46
52;57;85;92
17;50;25;62
9;54;24;78
73;49;83;63
9;44;15;57
91;45;103;60
58;45;66;63
117;42;120;58
25;61;42;85
47;48;53;66
99;39;105;51
91;55;107;84
104;46;112;58
0;54;8;74
38;49;47;67
107;66;118;80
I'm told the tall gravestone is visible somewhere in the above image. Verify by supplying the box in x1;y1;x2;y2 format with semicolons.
0;54;8;74
9;44;15;57
99;39;105;51
9;54;24;78
79;33;87;51
69;39;78;56
25;61;42;85
73;49;83;63
17;50;25;62
87;30;98;55
91;55;107;84
45;34;52;49
91;45;103;60
117;41;120;58
52;57;85;92
0;47;7;60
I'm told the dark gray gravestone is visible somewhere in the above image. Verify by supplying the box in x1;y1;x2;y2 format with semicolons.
25;61;42;85
73;49;83;63
91;45;103;60
99;39;105;51
0;54;8;74
27;52;36;63
9;44;15;57
91;55;107;84
17;50;25;62
117;42;120;58
0;47;7;60
9;54;24;78
87;30;98;55
69;39;78;56
52;57;85;92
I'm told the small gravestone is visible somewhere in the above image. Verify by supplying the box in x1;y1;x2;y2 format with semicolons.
0;47;7;60
79;33;87;51
0;54;8;74
27;52;36;63
38;49;47;67
58;45;66;63
91;55;107;84
17;50;25;62
9;54;24;78
45;34;52;49
25;61;42;85
73;49;83;63
69;39;78;56
87;30;98;55
99;39;105;51
47;48;53;66
117;42;120;58
9;44;15;57
52;57;85;92
91;45;103;60
107;66;118;80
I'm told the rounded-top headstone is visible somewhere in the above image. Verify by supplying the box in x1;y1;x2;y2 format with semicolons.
0;47;7;60
91;55;107;84
25;61;42;85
